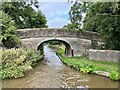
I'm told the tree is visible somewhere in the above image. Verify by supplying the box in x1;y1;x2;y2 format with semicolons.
83;2;120;50
69;2;82;30
66;1;88;31
2;2;48;29
0;10;20;48
63;23;77;31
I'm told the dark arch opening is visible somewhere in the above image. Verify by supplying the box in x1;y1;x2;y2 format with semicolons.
37;39;72;56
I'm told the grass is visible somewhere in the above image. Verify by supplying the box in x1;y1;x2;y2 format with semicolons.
56;45;119;81
0;48;43;79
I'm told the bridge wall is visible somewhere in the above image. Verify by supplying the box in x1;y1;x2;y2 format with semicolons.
16;28;103;56
20;37;91;56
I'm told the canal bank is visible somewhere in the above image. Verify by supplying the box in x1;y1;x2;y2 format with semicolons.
2;45;118;88
55;45;119;81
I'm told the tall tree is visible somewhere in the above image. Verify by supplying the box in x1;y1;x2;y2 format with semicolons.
66;1;87;31
2;2;48;29
83;2;120;50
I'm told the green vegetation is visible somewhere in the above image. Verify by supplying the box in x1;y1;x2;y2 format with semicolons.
83;2;120;50
2;2;48;29
1;1;48;78
65;2;87;30
1;1;48;48
63;24;77;31
0;10;20;48
0;48;43;79
67;1;120;50
48;45;65;56
57;46;119;81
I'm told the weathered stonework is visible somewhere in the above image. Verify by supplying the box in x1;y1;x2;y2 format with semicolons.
16;28;103;41
89;49;120;62
16;28;103;56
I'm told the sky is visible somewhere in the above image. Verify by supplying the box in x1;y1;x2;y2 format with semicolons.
38;2;72;28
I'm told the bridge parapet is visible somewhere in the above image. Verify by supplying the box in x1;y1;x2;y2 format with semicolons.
16;28;103;42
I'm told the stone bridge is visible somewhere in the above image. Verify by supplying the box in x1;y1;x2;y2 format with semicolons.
16;28;103;56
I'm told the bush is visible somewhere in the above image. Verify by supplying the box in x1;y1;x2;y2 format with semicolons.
0;48;42;79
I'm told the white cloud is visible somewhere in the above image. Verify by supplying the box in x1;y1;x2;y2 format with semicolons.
57;11;68;16
39;2;71;28
39;2;71;14
38;0;68;2
48;18;68;28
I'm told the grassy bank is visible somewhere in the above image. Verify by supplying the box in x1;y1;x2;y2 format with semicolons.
56;46;119;81
0;48;43;79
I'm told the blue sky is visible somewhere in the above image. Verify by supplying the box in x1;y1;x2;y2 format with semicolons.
39;2;72;28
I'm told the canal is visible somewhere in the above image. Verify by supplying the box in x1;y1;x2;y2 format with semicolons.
2;45;118;88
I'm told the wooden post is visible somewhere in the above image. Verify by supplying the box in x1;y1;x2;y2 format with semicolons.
71;49;74;57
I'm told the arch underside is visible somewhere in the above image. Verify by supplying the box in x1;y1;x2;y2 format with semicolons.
20;37;92;57
37;39;72;56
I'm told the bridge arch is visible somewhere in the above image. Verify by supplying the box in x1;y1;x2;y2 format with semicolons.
37;39;72;56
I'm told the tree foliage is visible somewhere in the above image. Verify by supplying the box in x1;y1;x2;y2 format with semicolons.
67;2;87;30
0;10;20;48
2;2;48;29
0;1;48;48
63;23;77;31
68;1;120;50
83;2;120;50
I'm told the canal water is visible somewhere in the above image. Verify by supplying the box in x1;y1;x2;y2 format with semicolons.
2;45;118;88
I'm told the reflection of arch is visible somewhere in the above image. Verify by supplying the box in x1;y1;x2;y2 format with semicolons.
37;39;72;56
